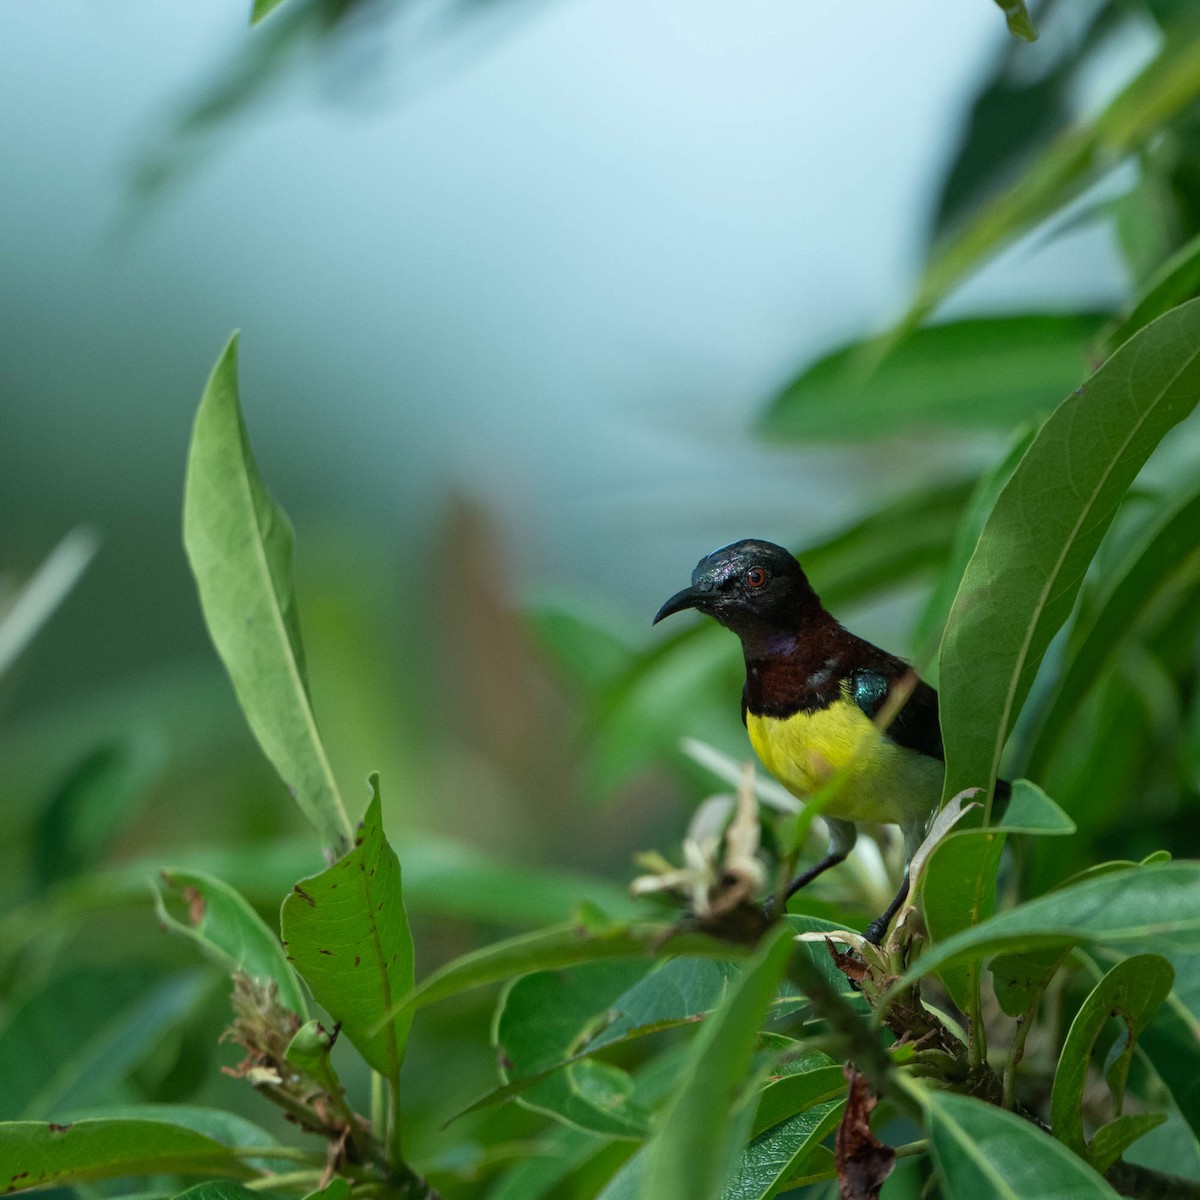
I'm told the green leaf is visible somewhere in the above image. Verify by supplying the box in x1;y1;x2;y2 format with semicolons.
919;1088;1119;1199
485;1123;627;1200
1088;1114;1168;1175
921;780;1074;1009
939;299;1200;809
280;775;414;1075
996;779;1076;835
490;957;743;1136
762;314;1099;441
495;960;656;1138
1103;227;1200;352
922;832;1005;1012
0;969;206;1120
172;1184;267;1200
750;1056;844;1138
1139;948;1200;1141
68;1104;285;1171
993;0;1038;42
33;731;166;889
892;861;1200;996
721;1097;844;1199
914;424;1038;665
896;21;1200;337
1025;480;1200;778
989;947;1069;1018
285;1019;341;1089
183;334;352;856
173;1184;283;1200
155;868;307;1017
1051;955;1174;1163
386;921;755;1026
0;1119;254;1191
641;925;796;1200
300;1179;351;1200
250;0;288;23
585;957;745;1053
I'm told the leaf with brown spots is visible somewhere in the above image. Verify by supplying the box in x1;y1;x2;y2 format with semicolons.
154;868;307;1018
281;775;415;1076
835;1068;895;1200
0;1119;253;1191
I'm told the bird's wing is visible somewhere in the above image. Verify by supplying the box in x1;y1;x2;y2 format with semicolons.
849;667;944;761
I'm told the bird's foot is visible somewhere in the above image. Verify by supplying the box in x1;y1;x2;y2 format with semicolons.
862;916;890;947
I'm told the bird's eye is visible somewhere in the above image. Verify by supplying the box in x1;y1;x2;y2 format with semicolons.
745;567;767;589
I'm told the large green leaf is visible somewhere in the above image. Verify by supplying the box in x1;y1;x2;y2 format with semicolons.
280;776;414;1075
491;957;742;1137
0;968;206;1120
921;780;1074;1010
918;1088;1119;1199
65;1105;291;1176
155;867;307;1016
487;1048;686;1200
1024;480;1200;777
939;299;1200;808
719;1096;844;1199
892;862;1200;995
749;1052;843;1138
65;1105;278;1156
464;925;855;1129
922;835;1005;1014
0;1119;254;1191
1051;955;1174;1165
762;314;1100;441
914;424;1037;667
640;925;796;1200
183;334;352;856
387;921;754;1025
495;960;656;1138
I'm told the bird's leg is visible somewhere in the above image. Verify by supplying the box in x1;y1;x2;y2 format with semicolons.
862;818;926;946
863;869;910;946
782;849;849;900
766;818;857;918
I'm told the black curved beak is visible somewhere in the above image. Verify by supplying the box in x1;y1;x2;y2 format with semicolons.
653;586;703;625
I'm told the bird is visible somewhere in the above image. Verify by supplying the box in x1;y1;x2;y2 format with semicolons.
653;538;996;945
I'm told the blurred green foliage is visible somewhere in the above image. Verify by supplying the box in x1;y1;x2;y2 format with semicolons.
4;2;1200;1199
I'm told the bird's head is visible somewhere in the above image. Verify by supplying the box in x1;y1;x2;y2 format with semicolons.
653;539;819;636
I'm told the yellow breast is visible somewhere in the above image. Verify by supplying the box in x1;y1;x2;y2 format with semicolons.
745;695;942;826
